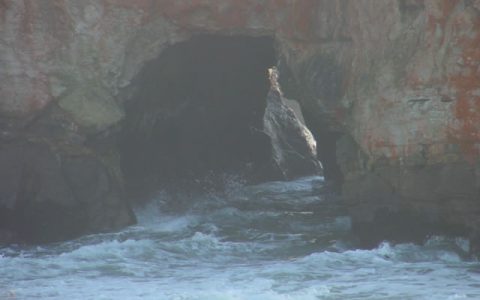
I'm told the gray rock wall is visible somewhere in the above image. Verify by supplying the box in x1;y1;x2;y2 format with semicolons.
1;0;479;247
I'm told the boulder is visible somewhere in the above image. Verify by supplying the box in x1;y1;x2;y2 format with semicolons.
0;139;135;244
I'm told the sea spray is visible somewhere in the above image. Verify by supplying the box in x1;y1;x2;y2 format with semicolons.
0;176;478;300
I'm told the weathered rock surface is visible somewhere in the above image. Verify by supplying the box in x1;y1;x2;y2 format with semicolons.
263;68;321;179
0;137;135;244
1;0;479;248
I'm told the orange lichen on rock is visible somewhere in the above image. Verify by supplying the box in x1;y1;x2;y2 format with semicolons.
288;0;317;39
447;9;480;162
365;131;398;161
426;0;460;36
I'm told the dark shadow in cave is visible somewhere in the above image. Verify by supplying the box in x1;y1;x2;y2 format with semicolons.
119;35;279;202
304;118;344;190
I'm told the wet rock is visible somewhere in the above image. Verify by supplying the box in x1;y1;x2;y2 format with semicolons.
263;68;322;179
342;161;479;248
0;139;135;244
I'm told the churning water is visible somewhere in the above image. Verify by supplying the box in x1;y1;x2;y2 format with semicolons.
0;176;479;300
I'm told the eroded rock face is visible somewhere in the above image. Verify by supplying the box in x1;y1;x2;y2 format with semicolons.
0;138;135;244
263;68;321;179
1;0;480;247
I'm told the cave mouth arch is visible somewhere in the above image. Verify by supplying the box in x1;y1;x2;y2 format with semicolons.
119;35;281;202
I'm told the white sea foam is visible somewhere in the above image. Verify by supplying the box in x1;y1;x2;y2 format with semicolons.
1;176;479;300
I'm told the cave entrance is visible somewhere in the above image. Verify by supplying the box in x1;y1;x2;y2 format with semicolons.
120;35;278;201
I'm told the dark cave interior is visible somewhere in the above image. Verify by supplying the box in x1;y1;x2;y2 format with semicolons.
119;35;280;201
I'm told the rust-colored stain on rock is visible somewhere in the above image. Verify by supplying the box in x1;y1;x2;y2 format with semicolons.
1;0;479;164
446;5;480;161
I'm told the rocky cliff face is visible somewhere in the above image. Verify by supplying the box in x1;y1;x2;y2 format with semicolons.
1;0;479;248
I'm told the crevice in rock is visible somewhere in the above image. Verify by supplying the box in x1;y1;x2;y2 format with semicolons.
310;126;344;187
